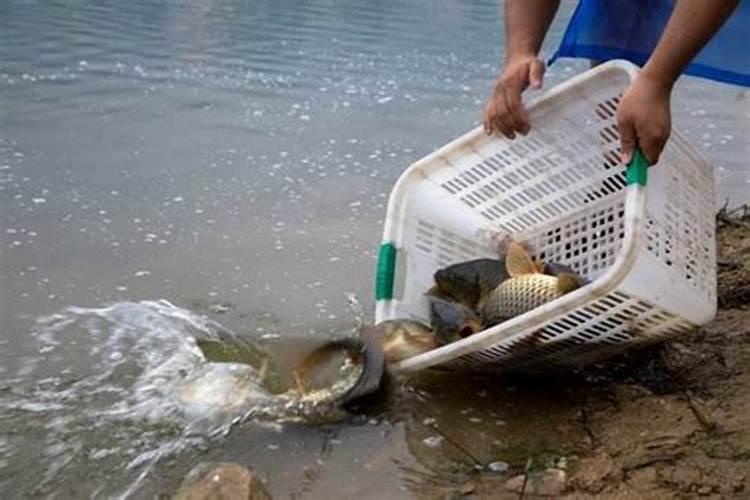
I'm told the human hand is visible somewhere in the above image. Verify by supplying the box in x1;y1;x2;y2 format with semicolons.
483;55;545;139
617;72;673;165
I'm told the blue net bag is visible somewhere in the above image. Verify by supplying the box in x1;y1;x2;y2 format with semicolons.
550;0;750;87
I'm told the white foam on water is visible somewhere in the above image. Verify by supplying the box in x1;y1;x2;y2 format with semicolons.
0;300;283;498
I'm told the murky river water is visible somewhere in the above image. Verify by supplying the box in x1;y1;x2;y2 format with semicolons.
1;0;748;497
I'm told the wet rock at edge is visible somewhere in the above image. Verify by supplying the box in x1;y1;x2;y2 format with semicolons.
173;462;271;500
505;467;566;497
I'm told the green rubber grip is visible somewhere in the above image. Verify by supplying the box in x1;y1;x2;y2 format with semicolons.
375;242;397;301
626;148;649;186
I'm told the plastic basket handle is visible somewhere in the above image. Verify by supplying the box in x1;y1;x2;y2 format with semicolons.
626;148;649;186
375;242;397;300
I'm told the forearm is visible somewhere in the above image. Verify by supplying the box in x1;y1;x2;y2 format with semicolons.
642;0;740;88
504;0;560;61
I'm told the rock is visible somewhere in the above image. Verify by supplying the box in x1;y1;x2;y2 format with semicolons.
505;468;566;496
504;474;526;493
697;485;714;496
612;384;653;401
459;477;478;494
569;448;617;492
173;462;271;500
487;461;509;473
625;467;660;494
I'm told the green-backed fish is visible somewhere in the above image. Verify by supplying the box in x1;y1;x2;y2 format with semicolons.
481;241;582;326
429;258;509;310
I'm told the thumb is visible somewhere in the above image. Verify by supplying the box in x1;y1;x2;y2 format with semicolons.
529;59;545;89
618;116;637;165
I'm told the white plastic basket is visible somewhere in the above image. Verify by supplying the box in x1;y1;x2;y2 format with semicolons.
375;60;717;374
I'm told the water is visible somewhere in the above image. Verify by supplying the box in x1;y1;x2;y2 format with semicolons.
1;0;748;497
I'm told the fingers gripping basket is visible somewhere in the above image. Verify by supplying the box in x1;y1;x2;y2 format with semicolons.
375;60;717;374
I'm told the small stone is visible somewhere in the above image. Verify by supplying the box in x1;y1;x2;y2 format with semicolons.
569;449;617;492
173;462;271;500
487;461;509;473
459;478;477;494
421;436;444;448
505;468;566;496
626;467;659;491
697;485;714;496
504;474;526;493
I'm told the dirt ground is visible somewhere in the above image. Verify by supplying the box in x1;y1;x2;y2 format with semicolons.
477;208;750;499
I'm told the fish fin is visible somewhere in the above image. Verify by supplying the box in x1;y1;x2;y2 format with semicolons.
505;241;537;276
556;273;582;294
496;234;514;257
532;259;544;274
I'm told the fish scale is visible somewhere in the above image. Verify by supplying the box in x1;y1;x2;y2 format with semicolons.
482;274;563;322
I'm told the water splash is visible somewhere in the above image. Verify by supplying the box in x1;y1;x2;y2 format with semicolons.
0;300;301;497
345;291;365;331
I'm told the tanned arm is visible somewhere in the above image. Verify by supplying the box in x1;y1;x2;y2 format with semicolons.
618;0;740;164
483;0;560;139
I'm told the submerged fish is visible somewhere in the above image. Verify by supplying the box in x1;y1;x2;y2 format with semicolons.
173;362;273;421
430;258;508;310
429;297;482;346
174;336;385;425
360;319;438;364
482;242;582;326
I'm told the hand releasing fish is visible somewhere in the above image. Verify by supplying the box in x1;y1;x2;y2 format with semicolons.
481;241;582;326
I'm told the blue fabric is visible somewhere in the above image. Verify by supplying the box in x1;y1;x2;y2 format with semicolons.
549;0;750;87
